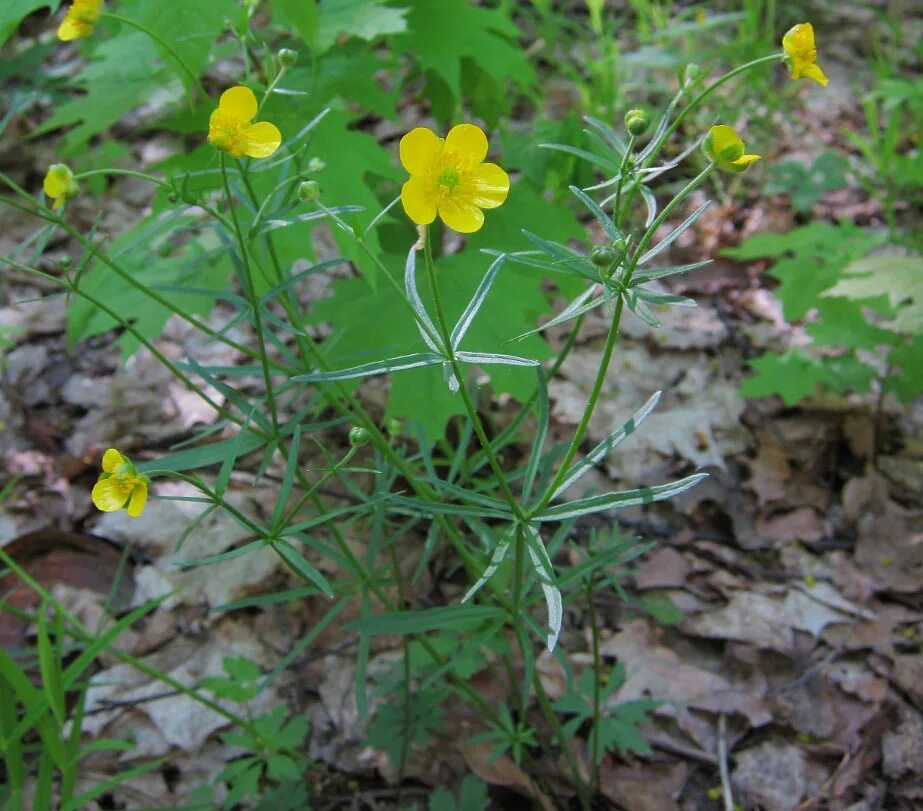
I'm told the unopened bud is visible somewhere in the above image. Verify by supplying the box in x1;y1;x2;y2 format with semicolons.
167;191;179;204
278;48;297;68
683;63;702;88
60;256;72;270
591;245;616;267
349;426;370;447
624;109;650;136
298;180;320;203
307;157;326;173
386;418;403;438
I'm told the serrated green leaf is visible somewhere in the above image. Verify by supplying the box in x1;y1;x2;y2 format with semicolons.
0;0;61;47
316;0;408;52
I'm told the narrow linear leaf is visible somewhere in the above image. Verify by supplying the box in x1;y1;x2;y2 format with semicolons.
461;537;512;604
569;185;621;242
538;473;708;521
451;253;506;349
404;245;442;352
552;391;662;499
523;526;563;651
637;201;710;266
272;539;334;598
631;260;711;286
455;351;540;367
522;369;550;505
538;143;619;172
348;605;505;635
292;352;443;383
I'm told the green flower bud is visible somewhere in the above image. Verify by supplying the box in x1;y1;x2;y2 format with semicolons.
307;157;326;173
167;191;179;204
298;180;320;203
60;256;72;270
683;63;702;88
349;426;370;447
278;48;298;68
591;245;616;267
624;109;650;136
386;417;403;438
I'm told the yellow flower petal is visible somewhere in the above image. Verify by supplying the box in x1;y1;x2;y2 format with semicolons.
399;127;443;176
92;477;130;512
127;481;148;518
401;177;437;225
236;122;282;158
43;169;69;199
730;154;762;172
706;125;744;163
467;162;509;209
101;448;126;473
445;123;488;164
438;198;485;234
801;62;829;86
782;23;815;59
57;17;85;41
218;86;258;123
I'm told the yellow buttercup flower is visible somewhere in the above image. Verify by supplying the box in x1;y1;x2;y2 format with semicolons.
57;0;103;42
703;125;762;173
208;86;282;159
400;124;510;234
91;448;149;518
782;23;829;87
43;164;79;210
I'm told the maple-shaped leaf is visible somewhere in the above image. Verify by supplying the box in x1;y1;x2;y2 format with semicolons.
396;0;533;105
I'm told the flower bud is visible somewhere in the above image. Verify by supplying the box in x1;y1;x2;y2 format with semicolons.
307;157;326;173
591;245;616;267
60;256;72;270
167;191;179;204
683;63;702;88
298;180;320;203
278;48;297;68
349;426;370;447
386;417;403;438
624;109;650;136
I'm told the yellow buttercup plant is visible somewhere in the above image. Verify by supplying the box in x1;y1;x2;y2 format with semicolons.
57;0;103;42
703;125;762;173
208;86;282;159
42;164;79;210
400;124;510;234
91;448;149;518
782;22;829;87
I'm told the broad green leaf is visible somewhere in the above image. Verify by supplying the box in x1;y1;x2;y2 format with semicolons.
316;0;408;52
272;0;318;50
396;0;532;105
0;0;61;47
823;252;923;334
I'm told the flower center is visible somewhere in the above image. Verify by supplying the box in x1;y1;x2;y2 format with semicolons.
209;114;247;151
437;167;461;190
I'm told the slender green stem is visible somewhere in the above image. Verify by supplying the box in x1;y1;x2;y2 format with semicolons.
533;670;591;809
219;153;280;434
586;577;602;794
422;229;526;521
279;446;356;527
646;54;784;168
613;134;637;229
101;12;207;101
530;163;716;515
73;169;171;190
257;63;290;116
511;523;525;621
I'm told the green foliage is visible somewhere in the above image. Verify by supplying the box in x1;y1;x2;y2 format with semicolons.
726;223;922;404
765;152;850;212
428;776;490;811
553;664;660;761
0;0;61;47
468;703;539;765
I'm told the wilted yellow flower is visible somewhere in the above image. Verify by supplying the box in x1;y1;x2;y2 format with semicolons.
43;164;79;210
703;125;762;173
208;86;282;159
782;23;829;87
91;448;149;518
400;124;510;234
57;0;103;42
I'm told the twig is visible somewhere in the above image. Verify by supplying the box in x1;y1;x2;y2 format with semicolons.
717;713;734;811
